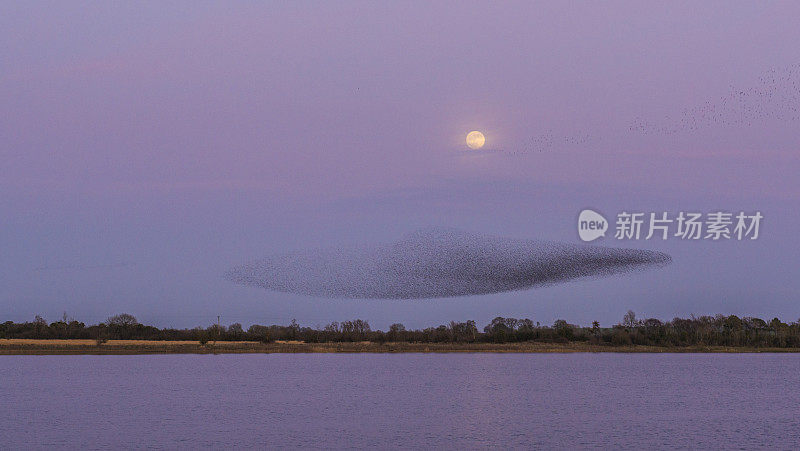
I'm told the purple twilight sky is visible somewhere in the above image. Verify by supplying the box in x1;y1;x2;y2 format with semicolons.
2;1;799;329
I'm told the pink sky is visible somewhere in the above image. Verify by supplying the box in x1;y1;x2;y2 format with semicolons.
1;1;799;327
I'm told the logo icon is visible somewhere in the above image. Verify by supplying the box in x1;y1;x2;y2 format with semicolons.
578;209;608;242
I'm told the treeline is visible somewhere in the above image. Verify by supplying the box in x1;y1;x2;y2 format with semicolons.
3;311;800;348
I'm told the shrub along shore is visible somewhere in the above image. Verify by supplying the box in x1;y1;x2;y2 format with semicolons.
3;311;800;354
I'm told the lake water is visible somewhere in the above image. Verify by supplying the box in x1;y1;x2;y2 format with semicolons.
2;353;799;449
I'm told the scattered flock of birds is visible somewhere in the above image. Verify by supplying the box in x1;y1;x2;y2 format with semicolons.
503;130;591;156
630;63;800;136
505;63;800;155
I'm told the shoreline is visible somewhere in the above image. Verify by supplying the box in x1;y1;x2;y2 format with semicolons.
2;339;800;355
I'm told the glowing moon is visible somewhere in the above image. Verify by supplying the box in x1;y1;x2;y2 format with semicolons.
465;131;485;149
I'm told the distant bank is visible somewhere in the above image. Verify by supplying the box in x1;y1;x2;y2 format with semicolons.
6;311;800;351
3;339;800;355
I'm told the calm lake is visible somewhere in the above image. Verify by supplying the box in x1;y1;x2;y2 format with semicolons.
2;353;799;449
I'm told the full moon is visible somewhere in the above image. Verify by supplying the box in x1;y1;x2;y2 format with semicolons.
465;130;485;150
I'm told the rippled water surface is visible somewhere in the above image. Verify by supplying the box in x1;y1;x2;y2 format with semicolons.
2;354;799;449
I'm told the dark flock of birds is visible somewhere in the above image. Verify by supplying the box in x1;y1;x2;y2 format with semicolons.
506;63;800;155
226;228;671;299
